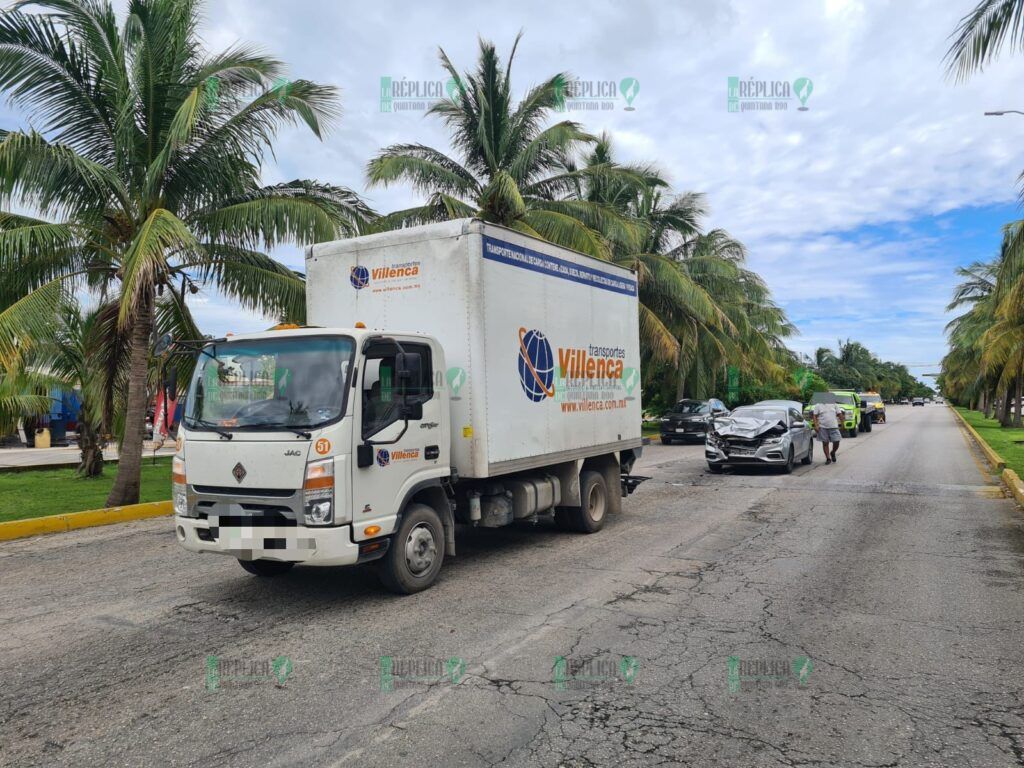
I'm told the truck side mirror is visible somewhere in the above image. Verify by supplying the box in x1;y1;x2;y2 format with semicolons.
162;366;178;400
395;352;422;389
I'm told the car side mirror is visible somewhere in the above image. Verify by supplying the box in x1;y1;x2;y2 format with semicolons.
792;420;806;429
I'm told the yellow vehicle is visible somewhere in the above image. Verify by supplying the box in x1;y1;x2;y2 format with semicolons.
859;392;886;424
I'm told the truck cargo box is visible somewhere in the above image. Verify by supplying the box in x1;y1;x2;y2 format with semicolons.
306;219;642;479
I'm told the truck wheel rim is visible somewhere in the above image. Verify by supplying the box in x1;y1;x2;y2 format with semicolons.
587;484;606;522
405;523;436;575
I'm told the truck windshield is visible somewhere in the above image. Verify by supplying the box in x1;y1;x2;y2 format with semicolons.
185;336;355;432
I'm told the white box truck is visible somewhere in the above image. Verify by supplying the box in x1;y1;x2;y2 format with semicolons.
172;219;644;592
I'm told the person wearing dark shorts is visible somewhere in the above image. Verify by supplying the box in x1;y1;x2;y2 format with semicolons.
812;394;844;465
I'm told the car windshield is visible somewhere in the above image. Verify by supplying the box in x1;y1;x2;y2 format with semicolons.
670;401;708;415
810;392;855;406
731;408;786;423
862;395;881;404
185;335;355;432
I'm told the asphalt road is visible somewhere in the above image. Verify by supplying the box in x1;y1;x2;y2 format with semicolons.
2;404;1023;767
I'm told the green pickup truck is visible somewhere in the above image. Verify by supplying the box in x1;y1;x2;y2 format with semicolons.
805;390;870;438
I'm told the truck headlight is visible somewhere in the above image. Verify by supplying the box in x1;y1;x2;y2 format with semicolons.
843;410;853;420
303;459;335;526
172;456;189;516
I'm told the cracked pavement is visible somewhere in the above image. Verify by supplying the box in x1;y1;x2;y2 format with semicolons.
1;405;1023;767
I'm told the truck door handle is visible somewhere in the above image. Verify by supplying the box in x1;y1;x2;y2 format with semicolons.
425;445;439;460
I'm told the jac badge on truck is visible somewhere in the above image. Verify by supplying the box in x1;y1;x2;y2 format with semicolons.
232;462;247;483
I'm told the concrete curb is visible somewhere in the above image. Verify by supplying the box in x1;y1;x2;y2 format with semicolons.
951;408;1006;472
1001;468;1024;508
0;500;172;542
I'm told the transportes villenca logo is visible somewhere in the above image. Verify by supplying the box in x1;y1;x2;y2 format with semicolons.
350;265;370;290
376;448;390;467
517;327;555;402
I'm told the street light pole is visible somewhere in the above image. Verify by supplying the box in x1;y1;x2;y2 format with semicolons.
985;110;1024;116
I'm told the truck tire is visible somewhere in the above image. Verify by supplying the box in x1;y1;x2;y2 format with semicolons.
847;427;858;438
565;470;609;533
238;559;294;577
377;503;445;594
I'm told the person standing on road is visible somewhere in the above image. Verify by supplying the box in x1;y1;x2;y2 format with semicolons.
812;393;844;465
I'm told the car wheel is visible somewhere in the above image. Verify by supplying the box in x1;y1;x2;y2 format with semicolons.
564;470;609;533
847;428;858;438
782;447;795;474
662;437;673;445
238;559;294;577
377;503;445;594
707;462;723;473
802;441;813;465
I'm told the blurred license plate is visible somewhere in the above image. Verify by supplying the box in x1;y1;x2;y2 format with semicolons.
676;428;687;433
729;448;755;456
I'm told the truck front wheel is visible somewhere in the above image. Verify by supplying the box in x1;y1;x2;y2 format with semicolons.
377;503;445;594
563;470;608;534
238;559;294;577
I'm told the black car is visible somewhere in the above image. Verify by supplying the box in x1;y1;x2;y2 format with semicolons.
660;398;729;444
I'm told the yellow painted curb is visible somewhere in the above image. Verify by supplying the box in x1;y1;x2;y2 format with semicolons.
951;408;1006;472
0;500;172;542
1001;468;1024;508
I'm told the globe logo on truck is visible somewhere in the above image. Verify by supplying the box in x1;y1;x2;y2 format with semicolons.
517;327;555;402
376;448;390;467
350;265;370;290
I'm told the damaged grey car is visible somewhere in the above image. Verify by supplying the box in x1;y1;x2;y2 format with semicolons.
705;405;814;474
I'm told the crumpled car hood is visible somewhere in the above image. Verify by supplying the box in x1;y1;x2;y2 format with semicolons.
711;417;784;439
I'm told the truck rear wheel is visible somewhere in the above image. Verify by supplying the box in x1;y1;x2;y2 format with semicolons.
377;503;445;594
238;559;294;577
564;470;608;533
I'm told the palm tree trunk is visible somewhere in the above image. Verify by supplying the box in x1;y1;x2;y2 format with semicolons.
1015;372;1023;429
999;382;1013;427
676;368;686;401
77;404;104;477
106;293;153;506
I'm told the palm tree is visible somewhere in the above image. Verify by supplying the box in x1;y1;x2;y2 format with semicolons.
0;0;372;504
946;0;1024;79
367;34;639;259
943;260;998;412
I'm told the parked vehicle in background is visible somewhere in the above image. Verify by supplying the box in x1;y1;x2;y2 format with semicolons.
859;392;886;424
706;404;813;474
912;397;925;406
660;398;728;444
807;390;865;437
900;397;909;404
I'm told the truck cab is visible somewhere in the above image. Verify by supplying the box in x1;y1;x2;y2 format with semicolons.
174;326;457;592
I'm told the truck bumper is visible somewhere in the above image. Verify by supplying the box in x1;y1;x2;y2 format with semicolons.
174;515;361;567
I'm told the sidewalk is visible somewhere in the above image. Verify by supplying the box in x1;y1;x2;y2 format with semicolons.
0;443;176;471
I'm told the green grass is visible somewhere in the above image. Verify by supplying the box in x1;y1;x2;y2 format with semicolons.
955;407;1024;476
0;457;171;523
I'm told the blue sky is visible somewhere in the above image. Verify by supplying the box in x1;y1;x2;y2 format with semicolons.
6;0;1024;384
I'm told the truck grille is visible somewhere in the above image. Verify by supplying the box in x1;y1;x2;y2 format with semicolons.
192;485;295;498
